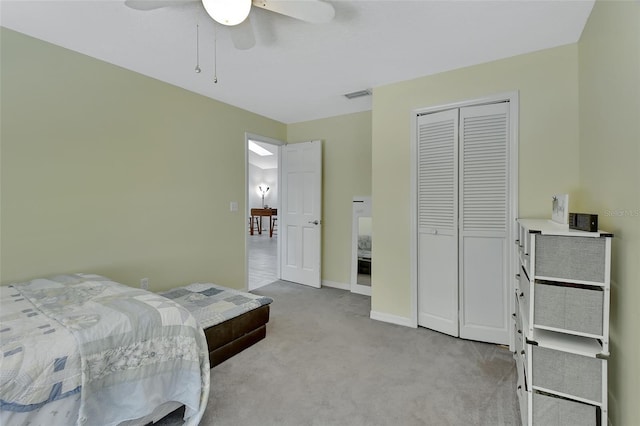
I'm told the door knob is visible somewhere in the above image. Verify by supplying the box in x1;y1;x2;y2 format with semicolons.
308;220;320;225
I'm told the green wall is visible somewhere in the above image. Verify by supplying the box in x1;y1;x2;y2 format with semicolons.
578;1;640;424
0;28;286;291
0;28;371;293
371;44;580;317
287;111;372;286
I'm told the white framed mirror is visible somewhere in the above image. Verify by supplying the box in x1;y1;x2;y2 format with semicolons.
351;196;372;296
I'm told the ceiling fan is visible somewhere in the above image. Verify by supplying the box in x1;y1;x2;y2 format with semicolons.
124;0;336;50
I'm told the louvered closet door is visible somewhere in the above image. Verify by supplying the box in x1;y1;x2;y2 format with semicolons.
458;103;509;344
417;109;459;337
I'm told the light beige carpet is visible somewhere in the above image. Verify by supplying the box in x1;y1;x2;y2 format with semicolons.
158;280;518;426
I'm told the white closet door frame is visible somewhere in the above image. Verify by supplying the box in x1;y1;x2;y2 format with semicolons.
409;92;519;349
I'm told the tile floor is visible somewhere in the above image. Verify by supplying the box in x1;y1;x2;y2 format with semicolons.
248;233;278;290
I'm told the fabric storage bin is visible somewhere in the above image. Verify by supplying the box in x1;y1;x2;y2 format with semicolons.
534;282;603;336
531;346;603;403
532;392;598;426
535;235;606;283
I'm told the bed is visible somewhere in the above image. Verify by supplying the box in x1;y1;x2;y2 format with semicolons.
159;283;273;368
0;274;210;426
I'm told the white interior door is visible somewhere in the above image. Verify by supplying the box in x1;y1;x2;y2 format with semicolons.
280;140;322;288
417;109;459;337
458;103;509;344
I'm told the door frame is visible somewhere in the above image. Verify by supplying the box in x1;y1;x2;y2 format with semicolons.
409;91;519;349
245;132;285;291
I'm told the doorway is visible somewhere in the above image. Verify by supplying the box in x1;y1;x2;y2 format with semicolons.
246;133;283;291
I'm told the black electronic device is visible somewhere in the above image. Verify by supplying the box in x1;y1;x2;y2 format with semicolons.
569;213;598;232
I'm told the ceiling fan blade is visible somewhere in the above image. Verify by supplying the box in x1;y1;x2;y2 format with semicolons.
124;0;194;11
251;0;335;24
229;17;256;50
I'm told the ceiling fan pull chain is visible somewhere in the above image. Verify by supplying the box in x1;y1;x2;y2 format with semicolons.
195;24;201;74
213;23;218;84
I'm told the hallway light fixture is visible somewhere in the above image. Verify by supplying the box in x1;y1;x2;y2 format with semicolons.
258;184;270;208
249;140;273;156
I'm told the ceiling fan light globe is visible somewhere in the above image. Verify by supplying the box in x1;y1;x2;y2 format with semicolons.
202;0;251;26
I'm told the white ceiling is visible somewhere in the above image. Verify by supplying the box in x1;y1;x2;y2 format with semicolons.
1;0;594;124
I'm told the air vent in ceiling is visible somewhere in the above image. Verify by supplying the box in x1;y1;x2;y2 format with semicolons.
344;89;371;100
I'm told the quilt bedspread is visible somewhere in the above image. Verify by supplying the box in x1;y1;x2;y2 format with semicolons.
0;273;210;426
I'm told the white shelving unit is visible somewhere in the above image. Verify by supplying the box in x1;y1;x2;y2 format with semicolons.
514;219;612;426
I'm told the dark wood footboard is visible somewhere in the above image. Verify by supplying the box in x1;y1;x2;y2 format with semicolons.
202;304;270;367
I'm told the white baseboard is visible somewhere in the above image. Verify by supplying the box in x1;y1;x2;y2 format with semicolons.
370;310;415;328
321;280;350;291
